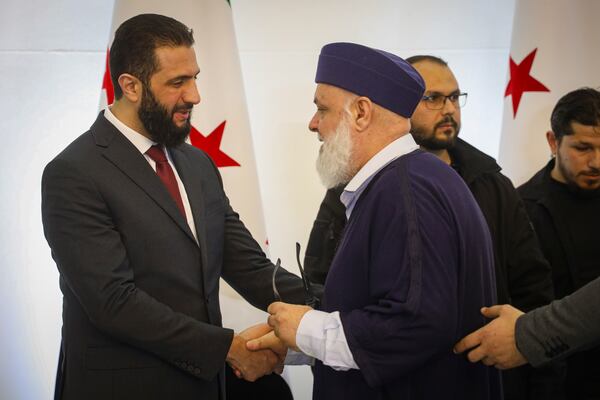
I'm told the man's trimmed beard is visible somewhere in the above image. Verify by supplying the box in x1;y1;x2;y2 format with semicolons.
411;115;460;150
556;152;600;197
138;84;193;147
316;115;354;189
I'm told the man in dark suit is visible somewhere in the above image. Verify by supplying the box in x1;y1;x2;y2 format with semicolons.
41;14;304;400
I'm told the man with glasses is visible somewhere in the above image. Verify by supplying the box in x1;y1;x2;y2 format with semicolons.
303;54;559;399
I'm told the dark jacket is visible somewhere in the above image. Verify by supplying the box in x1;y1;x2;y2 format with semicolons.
305;138;559;399
304;186;346;285
518;159;600;400
450;141;565;400
448;139;554;311
314;151;501;400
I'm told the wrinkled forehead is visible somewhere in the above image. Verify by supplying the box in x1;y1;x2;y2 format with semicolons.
314;83;354;104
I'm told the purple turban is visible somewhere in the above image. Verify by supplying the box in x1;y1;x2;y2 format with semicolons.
315;42;425;118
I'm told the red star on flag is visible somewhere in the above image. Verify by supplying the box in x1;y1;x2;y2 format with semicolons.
504;48;550;118
101;50;239;168
189;122;240;167
102;49;115;105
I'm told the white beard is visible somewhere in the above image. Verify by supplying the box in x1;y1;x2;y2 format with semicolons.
316;117;354;189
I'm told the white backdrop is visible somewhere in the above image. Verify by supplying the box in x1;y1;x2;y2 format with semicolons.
0;1;515;398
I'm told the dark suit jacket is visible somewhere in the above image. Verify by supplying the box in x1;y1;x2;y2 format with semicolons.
515;278;600;366
516;276;600;367
41;112;305;400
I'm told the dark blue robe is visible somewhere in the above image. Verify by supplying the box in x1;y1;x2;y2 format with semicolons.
313;150;502;400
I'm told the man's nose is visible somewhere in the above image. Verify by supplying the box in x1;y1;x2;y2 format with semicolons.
185;82;201;105
308;113;319;133
441;97;457;115
589;148;600;169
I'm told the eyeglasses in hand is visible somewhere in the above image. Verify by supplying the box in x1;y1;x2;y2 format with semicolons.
272;258;282;302
271;243;319;308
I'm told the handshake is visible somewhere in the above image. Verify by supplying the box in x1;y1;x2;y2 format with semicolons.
226;302;313;381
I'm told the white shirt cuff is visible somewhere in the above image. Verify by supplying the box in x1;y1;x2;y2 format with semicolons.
296;310;359;371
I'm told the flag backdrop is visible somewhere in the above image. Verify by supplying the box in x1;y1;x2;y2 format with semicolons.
101;0;270;332
498;0;600;185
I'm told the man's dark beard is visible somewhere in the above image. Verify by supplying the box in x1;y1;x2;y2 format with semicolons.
557;158;600;198
412;116;459;150
138;85;193;147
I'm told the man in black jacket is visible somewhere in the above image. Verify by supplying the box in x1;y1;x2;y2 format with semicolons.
517;88;600;399
304;55;559;400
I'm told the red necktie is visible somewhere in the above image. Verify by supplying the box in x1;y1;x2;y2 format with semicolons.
146;145;186;217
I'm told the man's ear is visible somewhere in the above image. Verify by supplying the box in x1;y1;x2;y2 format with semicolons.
353;97;373;131
118;73;143;103
546;130;559;156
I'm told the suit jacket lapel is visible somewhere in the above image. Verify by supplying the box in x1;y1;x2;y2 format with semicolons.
170;147;210;278
91;113;197;244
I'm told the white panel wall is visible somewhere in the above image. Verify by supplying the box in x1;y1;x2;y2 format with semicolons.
0;1;514;398
0;1;114;398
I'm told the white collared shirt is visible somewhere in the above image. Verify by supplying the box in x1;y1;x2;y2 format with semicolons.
103;108;198;242
291;134;419;371
341;134;419;219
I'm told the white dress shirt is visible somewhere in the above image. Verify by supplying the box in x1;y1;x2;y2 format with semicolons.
103;108;198;243
291;134;419;370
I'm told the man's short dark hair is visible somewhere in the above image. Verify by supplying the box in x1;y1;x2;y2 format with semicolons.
109;14;195;99
551;88;600;140
405;55;448;67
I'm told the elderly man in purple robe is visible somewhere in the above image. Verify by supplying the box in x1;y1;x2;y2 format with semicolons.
247;42;502;400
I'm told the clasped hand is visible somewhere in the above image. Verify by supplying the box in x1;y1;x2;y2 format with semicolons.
226;323;284;382
228;302;312;381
